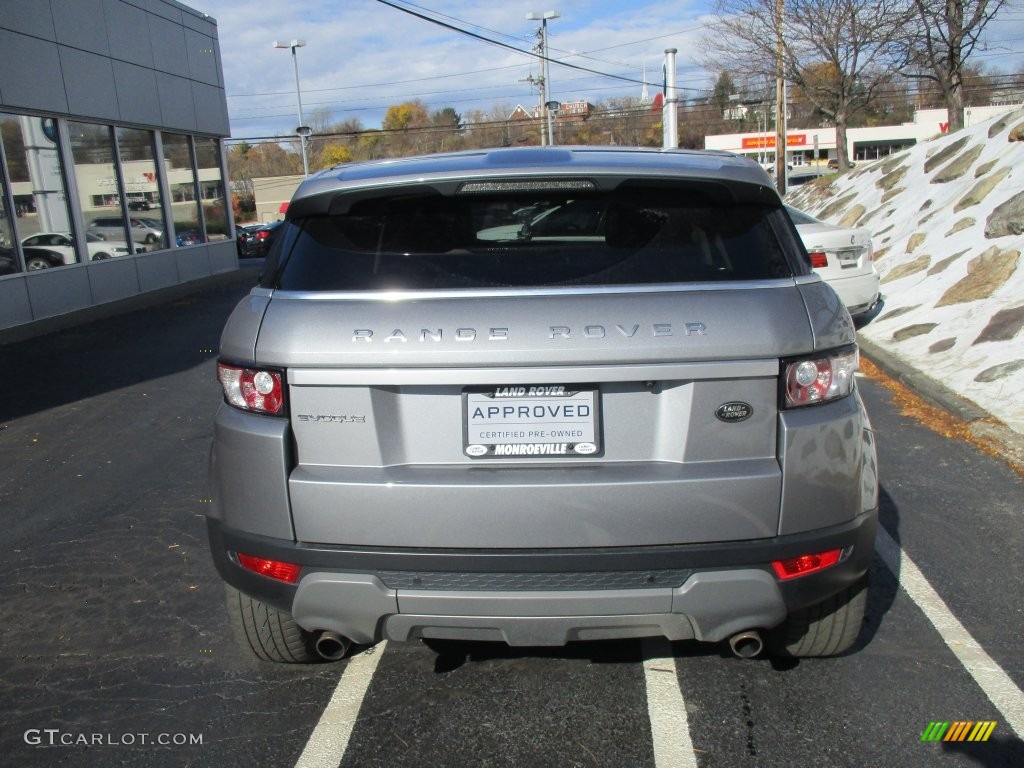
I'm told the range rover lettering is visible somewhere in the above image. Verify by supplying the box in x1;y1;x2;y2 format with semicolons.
208;146;878;663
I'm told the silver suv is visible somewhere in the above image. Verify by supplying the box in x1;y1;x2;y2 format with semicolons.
208;147;878;663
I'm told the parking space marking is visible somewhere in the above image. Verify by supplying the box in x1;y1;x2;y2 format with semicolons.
294;641;388;768
876;527;1024;736
642;637;699;768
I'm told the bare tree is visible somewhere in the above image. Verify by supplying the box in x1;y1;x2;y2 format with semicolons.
901;0;1007;132
706;0;914;170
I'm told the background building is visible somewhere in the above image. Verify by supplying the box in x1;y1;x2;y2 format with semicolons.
0;0;234;333
704;104;1023;167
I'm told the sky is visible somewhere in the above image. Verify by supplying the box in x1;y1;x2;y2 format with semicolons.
195;0;1024;142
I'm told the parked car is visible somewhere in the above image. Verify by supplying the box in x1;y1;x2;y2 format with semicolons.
0;246;16;275
786;205;880;321
209;147;878;664
827;158;856;170
175;229;204;247
22;232;134;263
21;246;69;270
127;197;152;211
88;216;163;246
236;220;281;257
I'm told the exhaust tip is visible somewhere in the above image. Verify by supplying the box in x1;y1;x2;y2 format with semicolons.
315;630;351;661
728;630;764;659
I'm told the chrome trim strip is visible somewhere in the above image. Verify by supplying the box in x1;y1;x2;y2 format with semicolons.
288;360;778;386
269;279;800;302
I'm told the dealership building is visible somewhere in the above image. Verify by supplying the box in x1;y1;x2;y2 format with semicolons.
0;0;234;334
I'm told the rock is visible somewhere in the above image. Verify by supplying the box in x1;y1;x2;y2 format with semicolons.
932;145;984;183
882;255;931;284
924;136;969;173
837;204;866;228
988;109;1024;138
984;191;1024;238
876;304;920;322
819;192;859;221
919;211;937;225
929;338;957;353
892;323;938;341
919;199;933;211
972;305;1024;344
974;360;1024;382
975;160;997;177
1009;124;1024;142
881;156;906;175
954;169;1011;213
881;187;903;204
877;164;907;192
936;246;1020;306
875;224;894;237
905;233;927;253
944;218;975;236
873;245;891;261
927;250;969;276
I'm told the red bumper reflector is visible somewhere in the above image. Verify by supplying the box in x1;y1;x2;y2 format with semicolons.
771;548;842;580
237;553;302;584
809;251;828;268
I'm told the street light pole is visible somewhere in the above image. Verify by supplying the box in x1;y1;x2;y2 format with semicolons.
274;39;310;176
527;11;559;147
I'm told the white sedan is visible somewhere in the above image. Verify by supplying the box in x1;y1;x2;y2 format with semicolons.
21;232;135;266
786;206;880;321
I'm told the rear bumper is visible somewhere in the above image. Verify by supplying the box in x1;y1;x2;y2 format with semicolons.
208;510;877;646
827;272;881;316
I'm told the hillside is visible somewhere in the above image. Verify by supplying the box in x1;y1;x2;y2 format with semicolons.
786;109;1024;435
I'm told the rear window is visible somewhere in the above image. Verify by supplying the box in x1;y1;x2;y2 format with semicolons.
266;184;804;291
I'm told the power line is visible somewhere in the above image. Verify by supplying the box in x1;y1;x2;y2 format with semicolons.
372;0;702;92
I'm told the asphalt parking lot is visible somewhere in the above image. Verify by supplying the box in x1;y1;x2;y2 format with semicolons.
1;267;1021;767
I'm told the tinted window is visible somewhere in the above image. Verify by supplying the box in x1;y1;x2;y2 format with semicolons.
269;185;802;291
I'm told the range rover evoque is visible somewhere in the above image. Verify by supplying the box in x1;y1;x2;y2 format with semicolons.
208;146;878;663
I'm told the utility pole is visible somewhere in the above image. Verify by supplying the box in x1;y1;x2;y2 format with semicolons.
663;48;678;149
774;0;787;195
521;73;546;146
528;11;559;147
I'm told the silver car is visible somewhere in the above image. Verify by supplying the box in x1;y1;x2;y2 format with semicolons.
208;147;878;663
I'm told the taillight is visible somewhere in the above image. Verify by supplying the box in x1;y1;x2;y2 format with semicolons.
217;362;285;415
771;548;842;580
783;347;858;408
255;230;270;240
236;553;301;583
808;251;828;268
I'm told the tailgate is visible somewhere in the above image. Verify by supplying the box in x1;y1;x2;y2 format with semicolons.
258;287;813;548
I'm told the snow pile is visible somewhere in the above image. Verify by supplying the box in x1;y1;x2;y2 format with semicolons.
787;109;1024;434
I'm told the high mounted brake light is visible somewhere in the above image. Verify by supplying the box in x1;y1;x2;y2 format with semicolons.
217;363;285;415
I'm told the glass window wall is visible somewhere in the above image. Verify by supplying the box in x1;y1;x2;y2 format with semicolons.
162;133;203;246
117;127;168;250
1;113;80;270
194;137;227;241
69;121;134;255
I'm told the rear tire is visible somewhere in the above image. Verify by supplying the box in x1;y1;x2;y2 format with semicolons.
767;576;867;658
225;584;321;663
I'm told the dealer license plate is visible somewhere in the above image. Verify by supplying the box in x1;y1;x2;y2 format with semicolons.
463;384;601;458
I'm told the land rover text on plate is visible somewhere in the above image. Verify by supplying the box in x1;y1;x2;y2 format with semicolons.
208;147;878;663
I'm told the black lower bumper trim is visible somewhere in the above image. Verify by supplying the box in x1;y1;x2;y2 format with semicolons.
206;512;877;615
